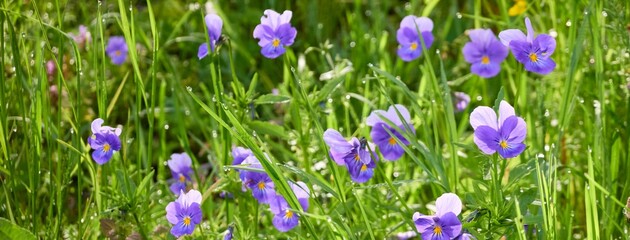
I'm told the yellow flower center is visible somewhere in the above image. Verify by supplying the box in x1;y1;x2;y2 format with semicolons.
183;216;191;226
284;210;294;219
354;154;360;161
115;50;121;56
388;138;396;145
481;55;490;64
410;43;418;50
272;39;280;47
257;181;265;190
360;164;367;172
508;0;527;16
179;174;186;183
102;143;111;152
529;53;538;63
433;225;442;234
500;140;509;149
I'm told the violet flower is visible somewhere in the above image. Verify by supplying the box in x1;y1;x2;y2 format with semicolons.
165;189;203;238
499;17;556;75
323;129;377;183
268;181;310;232
462;29;508;78
105;36;128;65
88;118;122;165
167;153;194;195
198;14;223;59
239;155;276;204
470;100;527;158
453;92;471;113
413;193;463;240
253;10;297;59
366;105;415;161
396;15;434;61
231;146;253;165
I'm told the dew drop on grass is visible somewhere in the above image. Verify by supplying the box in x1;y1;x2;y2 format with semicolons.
186;86;192;92
212;130;218;138
565;20;572;27
345;95;351;100
252;131;257;137
456;12;462;19
80;218;84;223
164;124;169;130
476;96;482;101
350;41;356;48
98;0;102;5
69;128;74;134
223;166;230;172
163;161;168;166
367;63;374;67
290;67;296;72
327;98;333;103
157;190;162;195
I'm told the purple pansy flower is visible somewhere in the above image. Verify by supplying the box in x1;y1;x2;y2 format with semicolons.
231;146;253;165
224;225;234;240
470;100;527;158
88;118;122;165
253;10;297;59
499;17;556;75
462;29;508;78
239;155;276;204
453;92;471;113
71;25;91;48
454;232;476;240
105;36;128;65
396;15;434;61
167;153;194;195
323;129;378;183
268;181;310;232
165;189;203;238
413;193;463;240
198;14;223;59
366;105;415;161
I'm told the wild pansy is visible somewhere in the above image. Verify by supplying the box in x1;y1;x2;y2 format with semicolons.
165;189;203;238
323;129;377;183
167;153;194;195
105;36;128;65
462;29;508;78
224;225;234;240
470;100;527;158
268;181;310;232
88;118;122;165
253;10;297;59
499;17;556;74
453;92;471;113
413;193;463;240
239;155;276;204
366;104;415;161
231;146;253;165
396;15;434;61
71;25;91;49
198;14;223;59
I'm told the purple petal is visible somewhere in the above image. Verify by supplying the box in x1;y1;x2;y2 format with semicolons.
323;129;354;153
471;62;501;78
400;15;433;33
170;220;195;237
397;44;421;62
167;153;193;174
498;142;526;158
508;117;527;143
474;126;500;154
498;100;516;127
177;189;202;208
253;24;273;46
165;202;179;224
469;106;498;130
366;110;389;126
524;55;556;74
205;14;223;43
261;43;286;59
269;194;287;215
534;34;556;56
487;38;509;62
91;118;104;134
468;29;494;46
438;212;463;237
498;29;526;46
188;202;203;224
413;213;435;233
260;10;281;29
435;193;462;216
198;43;209;59
524;17;535;43
462;42;483;64
276;24;297;46
92;148;113;165
386;104;412;126
272;211;299;232
499;116;519;140
170;182;187;195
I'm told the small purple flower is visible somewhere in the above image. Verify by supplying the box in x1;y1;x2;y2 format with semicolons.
231;146;253;165
396;15;434;61
71;25;92;48
499;17;556;75
198;14;223;59
253;10;297;59
413;193;463;240
462;29;508;78
470;100;527;158
323;129;378;183
165;189;203;238
46;60;56;77
453;92;471;113
366;105;415;161
88;118;122;165
167;153;194;195
224;225;234;240
105;36;128;65
268;181;310;232
239;155;276;204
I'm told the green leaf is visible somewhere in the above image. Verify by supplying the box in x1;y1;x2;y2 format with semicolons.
248;121;287;139
253;94;291;104
0;218;36;240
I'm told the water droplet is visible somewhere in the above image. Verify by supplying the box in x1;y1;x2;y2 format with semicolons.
223;166;231;172
456;12;462;19
21;32;26;38
345;95;351;100
164;124;169;130
80;218;84;223
186;86;192;92
70;128;74;134
212;130;218;138
583;10;588;15
98;0;102;5
367;63;374;67
435;49;441;54
185;109;191;116
476;96;482;101
601;11;607;17
327;98;333;103
565;20;572;27
349;41;356;48
252;131;257;137
290;67;296;72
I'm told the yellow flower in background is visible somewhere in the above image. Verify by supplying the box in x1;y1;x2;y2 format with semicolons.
508;0;527;16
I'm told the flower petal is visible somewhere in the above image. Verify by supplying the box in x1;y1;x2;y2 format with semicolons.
508;117;527;143
323;129;354;153
436;193;462;216
413;213;435;233
474;126;500;154
498;29;526;46
534;34;556;56
165;202;179;224
438;212;463;238
498;100;516;128
198;43;209;59
524;17;535;43
470;106;498;130
498;142;526;158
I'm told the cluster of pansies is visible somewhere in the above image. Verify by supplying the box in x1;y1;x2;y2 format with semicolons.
78;4;549;238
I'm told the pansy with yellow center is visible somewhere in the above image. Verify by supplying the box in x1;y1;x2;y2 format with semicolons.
269;181;310;232
323;129;378;183
499;17;556;74
366;104;415;161
105;36;128;65
239;155;277;204
88;118;121;165
470;100;527;158
396;15;434;61
165;189;203;238
167;153;194;196
462;29;508;78
253;9;297;59
413;193;463;240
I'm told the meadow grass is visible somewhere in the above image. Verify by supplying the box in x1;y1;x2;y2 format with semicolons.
1;0;630;239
